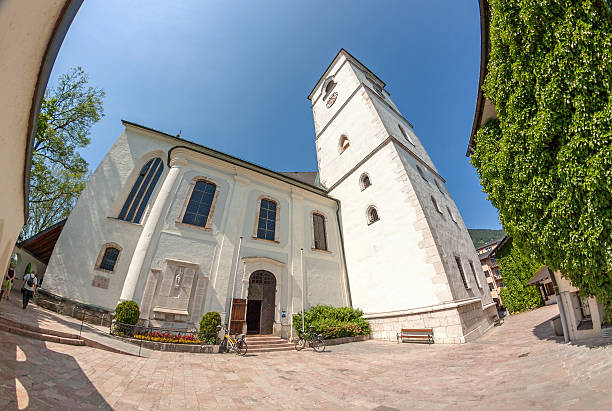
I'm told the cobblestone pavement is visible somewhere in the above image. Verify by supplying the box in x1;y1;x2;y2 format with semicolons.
0;303;610;410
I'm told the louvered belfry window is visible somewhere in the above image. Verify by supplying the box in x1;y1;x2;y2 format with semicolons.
183;181;217;227
118;158;164;223
313;213;327;251
257;199;277;241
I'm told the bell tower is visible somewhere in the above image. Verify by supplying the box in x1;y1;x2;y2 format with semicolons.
309;49;497;343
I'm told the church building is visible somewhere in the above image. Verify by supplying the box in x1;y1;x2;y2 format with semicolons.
43;50;497;343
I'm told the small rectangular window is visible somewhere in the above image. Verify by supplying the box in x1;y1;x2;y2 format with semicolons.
455;256;469;289
469;261;481;289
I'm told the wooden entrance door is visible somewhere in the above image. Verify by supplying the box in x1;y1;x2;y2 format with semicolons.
247;271;276;334
230;298;246;334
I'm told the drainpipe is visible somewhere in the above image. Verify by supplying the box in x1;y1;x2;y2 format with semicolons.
548;267;569;343
334;198;352;307
227;236;243;335
300;248;305;333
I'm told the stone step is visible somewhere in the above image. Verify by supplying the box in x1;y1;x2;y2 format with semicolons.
246;335;288;341
248;344;295;351
245;339;292;346
0;316;80;339
247;345;295;353
0;321;85;346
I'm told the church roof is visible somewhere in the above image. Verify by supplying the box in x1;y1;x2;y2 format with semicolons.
18;219;66;264
308;48;386;101
122;120;329;197
279;171;319;187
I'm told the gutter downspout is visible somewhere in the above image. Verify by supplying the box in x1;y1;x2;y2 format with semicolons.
334;198;352;307
227;236;243;336
548;267;570;343
300;248;305;333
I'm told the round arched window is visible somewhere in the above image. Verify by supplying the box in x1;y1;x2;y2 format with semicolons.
339;135;350;153
366;206;379;225
360;173;372;190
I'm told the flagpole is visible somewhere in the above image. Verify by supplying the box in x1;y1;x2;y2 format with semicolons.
228;236;243;336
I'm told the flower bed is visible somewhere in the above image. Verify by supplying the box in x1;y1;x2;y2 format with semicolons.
133;331;201;344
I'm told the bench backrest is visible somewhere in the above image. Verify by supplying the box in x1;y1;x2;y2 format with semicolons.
400;328;433;335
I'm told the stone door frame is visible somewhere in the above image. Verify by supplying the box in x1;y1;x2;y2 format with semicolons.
240;257;285;335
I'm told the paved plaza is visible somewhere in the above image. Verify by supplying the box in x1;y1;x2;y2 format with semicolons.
0;303;610;410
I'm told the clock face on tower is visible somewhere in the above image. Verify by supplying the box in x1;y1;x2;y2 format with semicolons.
326;92;338;108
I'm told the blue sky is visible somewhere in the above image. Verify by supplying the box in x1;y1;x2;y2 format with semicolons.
49;0;501;229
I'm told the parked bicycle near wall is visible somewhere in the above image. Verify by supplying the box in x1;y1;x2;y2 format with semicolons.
295;325;325;352
218;325;247;356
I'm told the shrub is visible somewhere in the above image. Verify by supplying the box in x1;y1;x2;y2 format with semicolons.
198;311;221;343
24;263;32;277
292;305;370;339
115;300;140;325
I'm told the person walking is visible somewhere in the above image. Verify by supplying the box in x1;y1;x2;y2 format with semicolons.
21;271;37;309
1;263;16;301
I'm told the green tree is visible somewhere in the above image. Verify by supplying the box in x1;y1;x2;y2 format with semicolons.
496;240;543;313
471;1;612;315
23;67;104;239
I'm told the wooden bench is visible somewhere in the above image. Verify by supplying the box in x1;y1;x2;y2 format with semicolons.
396;328;434;344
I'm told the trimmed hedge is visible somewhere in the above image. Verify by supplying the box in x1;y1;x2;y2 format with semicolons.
292;305;370;339
198;311;221;343
115;300;140;325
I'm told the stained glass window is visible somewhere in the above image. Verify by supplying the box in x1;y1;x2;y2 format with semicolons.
118;157;164;223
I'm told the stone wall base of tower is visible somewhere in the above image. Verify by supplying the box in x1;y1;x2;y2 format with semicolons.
364;299;498;344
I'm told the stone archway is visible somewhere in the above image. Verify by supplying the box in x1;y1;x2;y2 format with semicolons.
246;270;276;335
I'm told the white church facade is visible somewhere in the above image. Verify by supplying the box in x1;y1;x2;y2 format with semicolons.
43;50;497;343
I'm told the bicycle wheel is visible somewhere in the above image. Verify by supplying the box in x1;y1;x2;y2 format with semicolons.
295;338;306;351
235;340;247;356
219;338;228;353
312;337;325;352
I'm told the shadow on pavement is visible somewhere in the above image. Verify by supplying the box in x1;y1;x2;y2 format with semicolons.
0;330;111;409
532;314;612;348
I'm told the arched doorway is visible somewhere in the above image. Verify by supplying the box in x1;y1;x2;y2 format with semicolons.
246;270;276;335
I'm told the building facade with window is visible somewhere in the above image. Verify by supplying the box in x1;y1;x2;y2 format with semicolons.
42;49;496;343
476;240;506;309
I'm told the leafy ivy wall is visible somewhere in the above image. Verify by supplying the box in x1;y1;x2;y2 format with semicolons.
471;0;612;316
496;240;543;314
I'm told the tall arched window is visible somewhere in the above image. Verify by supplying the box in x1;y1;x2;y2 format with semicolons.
416;165;428;182
434;179;445;196
398;124;414;145
338;135;350;153
366;206;379;225
256;199;278;241
431;196;442;214
183;180;217;227
312;213;328;251
96;244;122;272
360;173;372;191
118;157;164;223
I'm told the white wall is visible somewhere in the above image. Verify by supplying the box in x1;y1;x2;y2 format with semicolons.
10;245;47;283
313;50;492;316
0;0;81;275
44;125;349;324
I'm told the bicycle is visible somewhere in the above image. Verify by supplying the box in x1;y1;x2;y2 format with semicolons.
295;325;325;352
218;325;247;356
